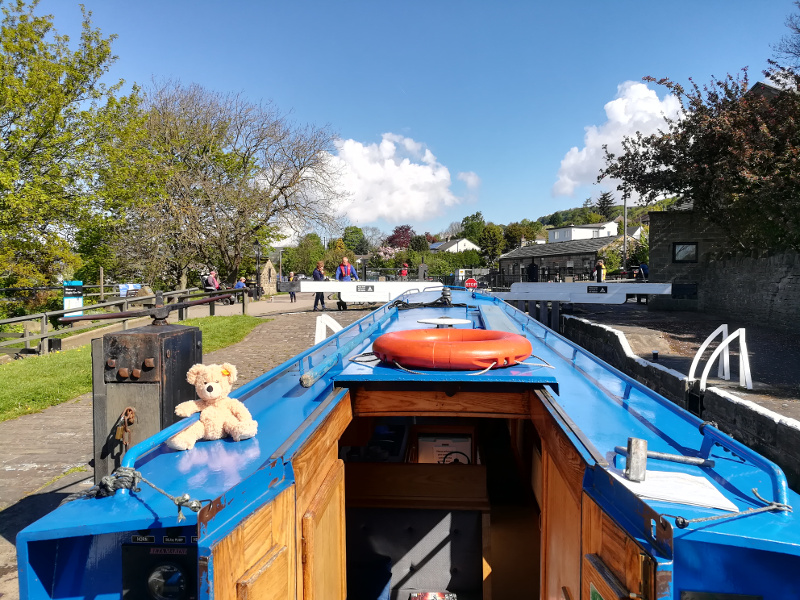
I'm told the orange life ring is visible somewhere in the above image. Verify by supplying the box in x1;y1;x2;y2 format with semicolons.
372;329;532;371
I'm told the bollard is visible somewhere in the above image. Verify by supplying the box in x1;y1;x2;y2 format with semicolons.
652;350;659;361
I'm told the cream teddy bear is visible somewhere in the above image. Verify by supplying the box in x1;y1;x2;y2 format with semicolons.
167;363;258;451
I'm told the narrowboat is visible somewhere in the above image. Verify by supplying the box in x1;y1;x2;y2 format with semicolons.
16;286;800;600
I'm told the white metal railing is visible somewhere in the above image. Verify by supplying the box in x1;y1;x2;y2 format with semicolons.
689;325;753;391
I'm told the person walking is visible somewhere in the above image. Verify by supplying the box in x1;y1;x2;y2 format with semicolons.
288;272;297;302
335;256;358;310
312;261;327;311
593;259;606;283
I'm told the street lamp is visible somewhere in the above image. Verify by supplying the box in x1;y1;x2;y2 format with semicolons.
252;240;262;301
279;247;283;281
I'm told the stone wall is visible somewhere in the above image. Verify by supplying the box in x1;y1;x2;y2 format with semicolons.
562;315;800;491
648;211;800;331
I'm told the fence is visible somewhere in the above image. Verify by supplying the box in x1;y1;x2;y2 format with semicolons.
0;287;249;358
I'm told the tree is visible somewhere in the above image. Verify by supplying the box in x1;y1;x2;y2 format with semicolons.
409;234;429;253
0;1;135;287
386;224;415;248
594;192;615;220
774;1;800;67
600;67;800;253
113;81;345;287
461;212;485;244
479;224;505;265
441;221;462;239
342;226;368;254
282;233;325;276
361;226;385;250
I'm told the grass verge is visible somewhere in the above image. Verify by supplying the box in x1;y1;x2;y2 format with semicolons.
0;315;265;423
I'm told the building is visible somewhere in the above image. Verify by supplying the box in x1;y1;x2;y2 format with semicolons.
497;236;619;285
430;238;481;253
547;221;618;243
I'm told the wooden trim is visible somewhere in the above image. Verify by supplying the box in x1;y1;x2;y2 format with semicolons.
351;387;531;418
582;553;629;600
345;462;489;511
237;545;290;600
582;494;653;599
530;388;587;504
302;460;346;600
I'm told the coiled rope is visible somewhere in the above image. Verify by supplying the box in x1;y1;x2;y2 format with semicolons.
61;466;206;522
660;488;792;529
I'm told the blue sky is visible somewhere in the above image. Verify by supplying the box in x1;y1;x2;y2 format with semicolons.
40;0;794;237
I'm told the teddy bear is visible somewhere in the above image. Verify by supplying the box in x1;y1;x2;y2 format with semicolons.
167;362;258;451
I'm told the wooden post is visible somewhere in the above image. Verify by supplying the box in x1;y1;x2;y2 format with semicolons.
40;315;49;355
99;267;104;301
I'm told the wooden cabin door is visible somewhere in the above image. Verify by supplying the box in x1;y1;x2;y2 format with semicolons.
301;459;346;600
541;449;582;600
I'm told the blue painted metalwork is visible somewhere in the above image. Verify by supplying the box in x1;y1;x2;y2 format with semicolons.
16;287;800;599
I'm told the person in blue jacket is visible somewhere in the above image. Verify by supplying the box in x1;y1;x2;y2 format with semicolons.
335;256;359;281
335;256;358;310
312;261;327;311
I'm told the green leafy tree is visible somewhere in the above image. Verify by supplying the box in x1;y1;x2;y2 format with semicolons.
460;212;485;244
600;67;800;253
342;226;367;254
282;233;325;276
0;1;135;287
479;223;505;265
409;234;429;253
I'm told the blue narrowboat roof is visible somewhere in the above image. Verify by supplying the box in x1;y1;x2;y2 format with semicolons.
19;288;800;560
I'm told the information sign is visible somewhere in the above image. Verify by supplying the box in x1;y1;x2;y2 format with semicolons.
587;285;608;294
464;278;478;289
356;285;375;292
63;280;84;317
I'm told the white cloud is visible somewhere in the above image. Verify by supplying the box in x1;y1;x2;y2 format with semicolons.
552;81;682;198
331;133;478;225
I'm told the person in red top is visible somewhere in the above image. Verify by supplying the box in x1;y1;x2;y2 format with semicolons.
400;263;408;281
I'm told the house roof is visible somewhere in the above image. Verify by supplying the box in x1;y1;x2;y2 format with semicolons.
550;221;615;231
499;236;618;260
435;238;477;252
429;242;445;250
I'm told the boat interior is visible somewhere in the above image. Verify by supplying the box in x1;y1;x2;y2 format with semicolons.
283;378;654;600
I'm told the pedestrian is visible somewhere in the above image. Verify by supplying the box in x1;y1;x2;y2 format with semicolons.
288;272;297;302
400;263;408;281
205;270;220;292
312;261;327;311
233;276;250;302
527;261;539;283
638;262;649;281
593;259;606;283
335;256;358;310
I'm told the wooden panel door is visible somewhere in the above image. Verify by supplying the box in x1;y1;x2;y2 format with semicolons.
208;485;296;600
301;459;346;600
541;449;581;600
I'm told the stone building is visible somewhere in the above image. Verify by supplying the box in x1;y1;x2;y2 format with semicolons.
497;237;618;285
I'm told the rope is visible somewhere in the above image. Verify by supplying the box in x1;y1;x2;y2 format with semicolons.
349;352;381;364
515;353;555;369
660;488;792;529
392;360;498;375
60;466;207;522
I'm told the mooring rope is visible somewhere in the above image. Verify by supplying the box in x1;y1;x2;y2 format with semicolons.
61;466;206;522
660;488;792;529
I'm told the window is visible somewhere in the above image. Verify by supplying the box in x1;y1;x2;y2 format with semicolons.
673;242;698;263
592;231;599;238
554;231;560;240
